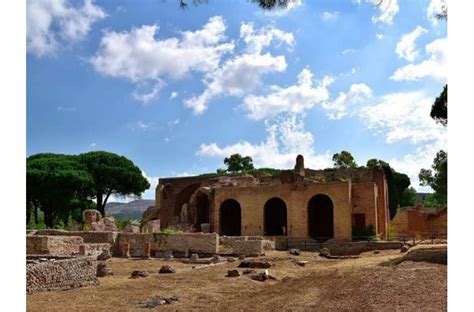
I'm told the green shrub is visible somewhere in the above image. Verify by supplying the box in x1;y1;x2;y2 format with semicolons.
352;223;376;240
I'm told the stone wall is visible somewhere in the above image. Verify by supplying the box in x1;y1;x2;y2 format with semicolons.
391;207;447;236
232;240;265;256
351;182;378;233
34;230;117;244
27;235;83;255
26;256;98;294
115;233;218;257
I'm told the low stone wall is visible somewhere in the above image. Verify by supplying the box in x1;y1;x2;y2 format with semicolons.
115;233;218;257
26;256;99;294
232;240;265;256
81;243;111;257
27;235;84;255
399;244;447;265
324;241;404;256
33;230;117;244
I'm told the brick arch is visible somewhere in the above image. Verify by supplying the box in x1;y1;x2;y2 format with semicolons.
173;183;201;217
219;199;241;236
264;197;287;236
307;194;334;240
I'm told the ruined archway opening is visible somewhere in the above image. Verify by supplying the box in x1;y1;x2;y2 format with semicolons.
264;197;287;236
220;199;241;236
173;183;200;219
195;192;210;230
308;194;334;240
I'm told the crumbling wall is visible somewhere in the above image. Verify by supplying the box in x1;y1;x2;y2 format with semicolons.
27;235;83;255
34;230;117;244
26;256;98;294
232;240;265;256
351;182;379;234
115;233;218;257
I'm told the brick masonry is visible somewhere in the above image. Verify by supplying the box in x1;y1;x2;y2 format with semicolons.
27;235;84;255
26;256;98;294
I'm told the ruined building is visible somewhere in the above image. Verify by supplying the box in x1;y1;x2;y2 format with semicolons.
143;155;390;240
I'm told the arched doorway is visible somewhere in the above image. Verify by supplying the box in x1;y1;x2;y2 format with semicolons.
264;197;287;236
307;194;334;239
195;192;210;230
220;199;241;236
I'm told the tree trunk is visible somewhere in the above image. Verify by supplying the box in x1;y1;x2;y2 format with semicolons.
34;205;39;224
96;193;104;217
44;211;54;228
27;204;31;225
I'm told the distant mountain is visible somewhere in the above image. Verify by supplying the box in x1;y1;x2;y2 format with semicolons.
105;199;155;219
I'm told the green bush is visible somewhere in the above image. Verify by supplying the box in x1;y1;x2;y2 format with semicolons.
352;223;376;240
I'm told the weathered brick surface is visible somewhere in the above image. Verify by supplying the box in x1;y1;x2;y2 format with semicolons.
115;233;218;257
391;207;447;236
34;230;117;244
27;235;84;255
352;182;378;233
26;256;98;294
213;182;353;239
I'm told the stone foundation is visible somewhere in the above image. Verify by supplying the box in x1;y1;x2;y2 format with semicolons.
232;240;265;256
27;235;84;255
33;230;117;244
115;233;218;257
26;256;98;294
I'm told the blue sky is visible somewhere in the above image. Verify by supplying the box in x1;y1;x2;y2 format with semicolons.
26;0;447;199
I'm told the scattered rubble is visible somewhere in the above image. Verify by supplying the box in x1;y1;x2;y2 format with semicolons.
289;248;301;256
238;260;272;269
97;249;111;261
142;294;180;308
159;265;176;274
130;270;149;278
227;270;240;277
96;262;113;277
296;260;308;267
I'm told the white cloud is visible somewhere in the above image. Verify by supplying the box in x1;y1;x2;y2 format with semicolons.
322;83;373;120
359;91;446;144
391;37;447;81
139;171;160;200
242;69;334;120
169;91;178;100
91;16;234;102
427;0;447;25
321;11;339;21
371;0;399;24
27;0;106;57
395;26;428;62
389;136;447;191
184;23;293;114
376;33;384;40
342;48;356;55
89;142;96;148
132;80;166;103
198;114;332;169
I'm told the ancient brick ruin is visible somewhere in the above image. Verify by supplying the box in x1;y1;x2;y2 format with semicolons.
391;205;447;237
143;155;390;240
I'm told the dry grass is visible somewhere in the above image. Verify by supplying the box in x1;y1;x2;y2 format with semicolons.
27;250;446;311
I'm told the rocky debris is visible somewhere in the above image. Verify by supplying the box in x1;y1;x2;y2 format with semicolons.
143;294;180;308
159;265;176;274
319;247;330;257
296;260;308;267
401;245;410;253
250;270;269;282
227;257;236;263
242;269;256;275
142;219;161;234
320;253;360;260
97;249;111;261
238;260;272;269
190;254;199;261
238;255;246;260
227;270;240;277
211;254;222;262
80;209;118;232
289;248;301;256
122;220;140;233
96;262;113;277
131;270;149;278
373;250;380;254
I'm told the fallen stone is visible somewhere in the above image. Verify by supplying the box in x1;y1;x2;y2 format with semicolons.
296;260;308;267
289;248;301;256
130;270;149;278
238;260;251;268
374;250;380;254
159;265;176;274
242;269;256;275
144;294;180;308
190;254;199;261
319;247;330;257
96;262;113;277
238;260;272;269
401;245;410;253
227;257;236;263
250;270;269;282
97;249;111;261
227;269;240;277
211;254;221;262
238;255;246;260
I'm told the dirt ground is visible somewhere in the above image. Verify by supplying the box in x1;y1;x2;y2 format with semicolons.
27;250;447;311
